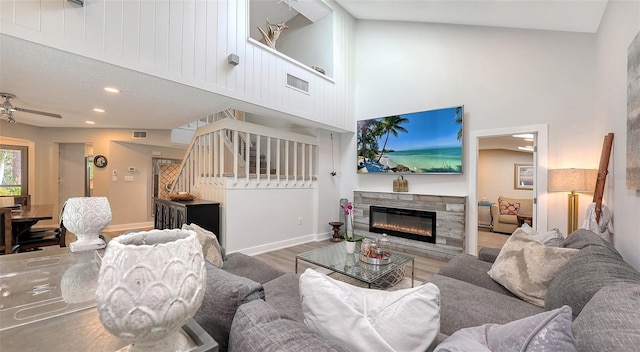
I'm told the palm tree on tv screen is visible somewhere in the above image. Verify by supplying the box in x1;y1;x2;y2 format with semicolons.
376;115;408;163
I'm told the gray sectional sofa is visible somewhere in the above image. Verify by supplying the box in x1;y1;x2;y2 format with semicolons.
194;229;640;352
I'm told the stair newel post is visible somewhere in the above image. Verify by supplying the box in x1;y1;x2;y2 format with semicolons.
233;130;239;186
285;140;290;186
301;143;306;187
256;135;262;185
293;142;298;187
266;137;272;186
276;139;281;186
218;130;224;185
245;132;251;186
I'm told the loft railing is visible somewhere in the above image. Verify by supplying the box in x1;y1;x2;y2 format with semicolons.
171;117;318;192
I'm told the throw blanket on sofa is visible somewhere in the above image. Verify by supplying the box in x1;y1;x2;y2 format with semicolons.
581;202;613;242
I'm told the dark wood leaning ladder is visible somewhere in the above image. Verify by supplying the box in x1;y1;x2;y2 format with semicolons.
593;133;614;223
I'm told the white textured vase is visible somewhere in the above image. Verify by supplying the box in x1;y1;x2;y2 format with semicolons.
96;229;206;352
63;197;112;252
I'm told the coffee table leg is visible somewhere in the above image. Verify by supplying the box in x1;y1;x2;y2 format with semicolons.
411;258;415;288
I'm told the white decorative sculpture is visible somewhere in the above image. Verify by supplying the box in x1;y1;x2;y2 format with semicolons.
257;19;288;49
62;197;112;252
96;229;206;352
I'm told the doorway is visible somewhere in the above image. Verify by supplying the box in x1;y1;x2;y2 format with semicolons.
59;143;92;211
468;124;548;255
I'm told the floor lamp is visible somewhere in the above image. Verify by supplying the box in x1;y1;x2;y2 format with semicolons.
548;169;598;235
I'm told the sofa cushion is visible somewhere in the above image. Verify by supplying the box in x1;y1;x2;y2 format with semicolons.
437;254;517;298
572;283;640;352
263;272;304;322
545;245;640;318
182;222;223;268
488;231;579;307
223;252;286;284
561;228;619;252
300;268;440;352
498;196;532;216
498;214;519;224
229;299;348;352
425;274;545;336
193;262;265;352
435;306;577;352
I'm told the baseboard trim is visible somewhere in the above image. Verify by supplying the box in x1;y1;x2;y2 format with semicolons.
232;232;333;256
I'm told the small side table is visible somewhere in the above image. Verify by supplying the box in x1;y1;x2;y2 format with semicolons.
478;202;494;231
517;215;533;227
329;222;344;242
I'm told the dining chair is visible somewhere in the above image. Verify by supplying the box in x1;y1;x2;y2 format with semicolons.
11;205;67;253
0;208;12;254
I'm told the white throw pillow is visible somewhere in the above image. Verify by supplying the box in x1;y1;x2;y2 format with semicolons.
182;223;223;268
517;224;565;247
299;268;440;352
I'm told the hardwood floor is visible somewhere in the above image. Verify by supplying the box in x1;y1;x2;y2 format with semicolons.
477;229;509;251
255;240;450;283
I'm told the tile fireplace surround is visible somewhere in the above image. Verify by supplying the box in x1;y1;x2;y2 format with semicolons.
353;191;466;260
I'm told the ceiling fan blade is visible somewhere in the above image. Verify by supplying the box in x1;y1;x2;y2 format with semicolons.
14;107;62;119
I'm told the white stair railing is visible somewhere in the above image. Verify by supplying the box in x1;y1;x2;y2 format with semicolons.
171;117;318;193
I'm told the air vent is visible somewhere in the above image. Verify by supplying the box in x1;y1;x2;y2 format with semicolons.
132;130;148;139
286;73;309;94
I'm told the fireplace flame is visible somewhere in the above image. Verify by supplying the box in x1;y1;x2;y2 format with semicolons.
372;222;432;237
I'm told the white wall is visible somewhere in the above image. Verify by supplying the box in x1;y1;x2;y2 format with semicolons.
0;121;186;229
595;0;640;270
352;20;600;246
478;149;533;202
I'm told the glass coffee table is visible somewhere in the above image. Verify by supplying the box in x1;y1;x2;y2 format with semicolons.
295;242;415;289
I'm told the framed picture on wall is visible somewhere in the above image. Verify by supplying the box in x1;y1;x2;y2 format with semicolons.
514;163;534;190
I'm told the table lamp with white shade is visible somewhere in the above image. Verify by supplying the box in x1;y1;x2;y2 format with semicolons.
548;168;598;235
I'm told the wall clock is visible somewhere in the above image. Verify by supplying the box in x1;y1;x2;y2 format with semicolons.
94;155;108;168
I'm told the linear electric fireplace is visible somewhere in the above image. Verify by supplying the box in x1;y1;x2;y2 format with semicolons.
369;206;436;243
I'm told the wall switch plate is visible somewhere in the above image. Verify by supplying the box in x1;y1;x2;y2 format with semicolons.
112;176;117;182
124;176;134;182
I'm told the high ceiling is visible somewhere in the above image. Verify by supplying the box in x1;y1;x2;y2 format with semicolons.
0;0;608;130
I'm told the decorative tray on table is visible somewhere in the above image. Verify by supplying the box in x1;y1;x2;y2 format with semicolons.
168;193;196;201
360;253;392;265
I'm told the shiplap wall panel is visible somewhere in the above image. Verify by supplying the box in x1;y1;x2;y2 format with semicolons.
139;0;155;66
63;0;85;45
215;0;227;87
154;0;170;70
0;0;354;132
205;0;218;84
168;0;183;74
122;0;140;60
40;0;64;37
14;0;39;32
85;0;105;53
181;0;195;78
193;0;207;80
104;0;123;56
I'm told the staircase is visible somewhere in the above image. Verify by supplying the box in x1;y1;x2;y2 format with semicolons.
170;111;319;193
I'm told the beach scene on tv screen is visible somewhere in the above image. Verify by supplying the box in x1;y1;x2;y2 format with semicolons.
357;106;463;174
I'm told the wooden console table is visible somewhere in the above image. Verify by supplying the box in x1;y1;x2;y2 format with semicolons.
153;198;220;237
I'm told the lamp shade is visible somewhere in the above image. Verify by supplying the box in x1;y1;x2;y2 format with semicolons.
548;169;598;192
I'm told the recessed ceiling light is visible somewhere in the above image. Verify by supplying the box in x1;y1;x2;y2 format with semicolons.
85;121;96;125
512;133;535;139
93;108;106;113
104;87;120;93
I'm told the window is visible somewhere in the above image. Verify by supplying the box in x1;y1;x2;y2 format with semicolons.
0;144;28;196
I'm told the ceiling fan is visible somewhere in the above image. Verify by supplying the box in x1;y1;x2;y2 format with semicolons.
1;92;62;124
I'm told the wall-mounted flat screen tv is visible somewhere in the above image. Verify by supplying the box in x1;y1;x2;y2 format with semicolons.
357;106;463;174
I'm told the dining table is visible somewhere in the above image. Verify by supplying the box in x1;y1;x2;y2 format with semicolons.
10;204;54;238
